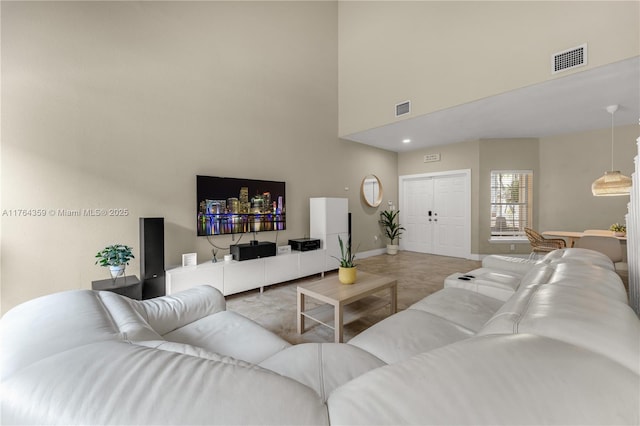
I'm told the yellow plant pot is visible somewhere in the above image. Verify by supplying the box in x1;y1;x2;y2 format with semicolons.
338;266;357;284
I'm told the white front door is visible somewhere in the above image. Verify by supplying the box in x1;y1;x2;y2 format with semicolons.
400;170;471;259
402;177;434;253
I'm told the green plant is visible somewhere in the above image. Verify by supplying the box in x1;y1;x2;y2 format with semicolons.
379;210;405;245
95;244;135;267
333;235;356;268
610;223;626;233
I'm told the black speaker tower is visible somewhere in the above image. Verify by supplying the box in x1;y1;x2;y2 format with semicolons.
348;212;352;248
140;217;165;299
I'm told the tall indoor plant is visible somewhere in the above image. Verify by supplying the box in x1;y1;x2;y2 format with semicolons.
379;210;405;255
334;235;357;284
95;244;135;280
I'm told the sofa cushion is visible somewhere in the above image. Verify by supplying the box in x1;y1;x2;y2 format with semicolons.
163;310;291;364
1;341;329;425
408;287;504;332
479;285;640;374
259;343;385;401
328;334;640;425
135;340;260;369
347;309;474;364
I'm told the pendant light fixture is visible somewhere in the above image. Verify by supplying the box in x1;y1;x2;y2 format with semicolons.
591;104;632;196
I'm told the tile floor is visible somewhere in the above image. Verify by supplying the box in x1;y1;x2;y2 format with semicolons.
226;251;482;344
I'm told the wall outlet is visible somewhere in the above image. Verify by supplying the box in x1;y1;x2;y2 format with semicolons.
510;244;515;251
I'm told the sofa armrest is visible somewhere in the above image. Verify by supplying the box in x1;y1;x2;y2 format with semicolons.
133;285;226;335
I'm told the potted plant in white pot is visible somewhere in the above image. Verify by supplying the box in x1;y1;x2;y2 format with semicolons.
333;235;357;284
95;244;135;280
379;210;405;255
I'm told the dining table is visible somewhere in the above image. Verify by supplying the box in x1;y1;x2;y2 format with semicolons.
542;230;627;248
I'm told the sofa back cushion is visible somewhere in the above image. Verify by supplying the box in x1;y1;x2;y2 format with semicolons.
518;261;627;302
98;292;163;342
0;290;120;380
328;334;640;425
479;284;640;374
541;262;627;302
131;285;226;335
541;248;615;271
518;263;556;287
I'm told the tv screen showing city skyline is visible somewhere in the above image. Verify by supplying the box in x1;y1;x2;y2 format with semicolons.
197;175;286;236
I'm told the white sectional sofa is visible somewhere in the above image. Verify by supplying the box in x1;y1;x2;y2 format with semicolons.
1;248;639;425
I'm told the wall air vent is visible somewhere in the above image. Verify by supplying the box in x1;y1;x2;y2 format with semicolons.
395;100;411;117
552;43;587;74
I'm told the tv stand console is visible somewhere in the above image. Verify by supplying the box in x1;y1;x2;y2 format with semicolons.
166;249;327;296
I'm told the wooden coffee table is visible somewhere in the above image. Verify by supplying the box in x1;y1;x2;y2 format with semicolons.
297;271;397;343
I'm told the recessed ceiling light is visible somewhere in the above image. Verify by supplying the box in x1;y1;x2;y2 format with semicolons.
402;139;411;144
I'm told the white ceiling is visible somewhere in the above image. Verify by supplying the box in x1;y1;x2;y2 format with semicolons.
343;57;640;153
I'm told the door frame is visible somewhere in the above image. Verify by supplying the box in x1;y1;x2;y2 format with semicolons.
398;169;472;259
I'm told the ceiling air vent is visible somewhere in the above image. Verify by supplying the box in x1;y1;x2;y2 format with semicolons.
552;43;587;74
395;100;411;117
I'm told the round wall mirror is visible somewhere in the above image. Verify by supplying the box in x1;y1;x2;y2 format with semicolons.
361;174;383;207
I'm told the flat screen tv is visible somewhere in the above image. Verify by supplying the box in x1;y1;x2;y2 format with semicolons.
197;175;286;236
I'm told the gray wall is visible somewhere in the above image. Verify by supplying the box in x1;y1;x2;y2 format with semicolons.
0;2;397;313
2;1;637;313
339;1;639;137
538;125;637;232
398;126;638;256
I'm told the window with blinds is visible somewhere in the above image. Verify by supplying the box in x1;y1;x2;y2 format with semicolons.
490;170;533;238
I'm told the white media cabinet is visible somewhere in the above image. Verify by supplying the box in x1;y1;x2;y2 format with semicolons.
167;197;349;296
166;249;327;296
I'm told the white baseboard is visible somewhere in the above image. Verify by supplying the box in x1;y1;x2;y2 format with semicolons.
356;250;529;261
473;253;530;261
356;248;387;259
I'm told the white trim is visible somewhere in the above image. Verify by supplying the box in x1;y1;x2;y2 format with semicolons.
490;169;533;174
356;248;387;259
401;169;471;180
473;253;530;261
398;169;472;259
488;237;529;244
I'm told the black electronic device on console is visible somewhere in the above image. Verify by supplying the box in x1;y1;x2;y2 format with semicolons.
288;238;321;252
230;242;277;261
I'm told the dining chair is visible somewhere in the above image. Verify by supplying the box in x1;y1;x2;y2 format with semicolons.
574;235;627;272
524;227;566;259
